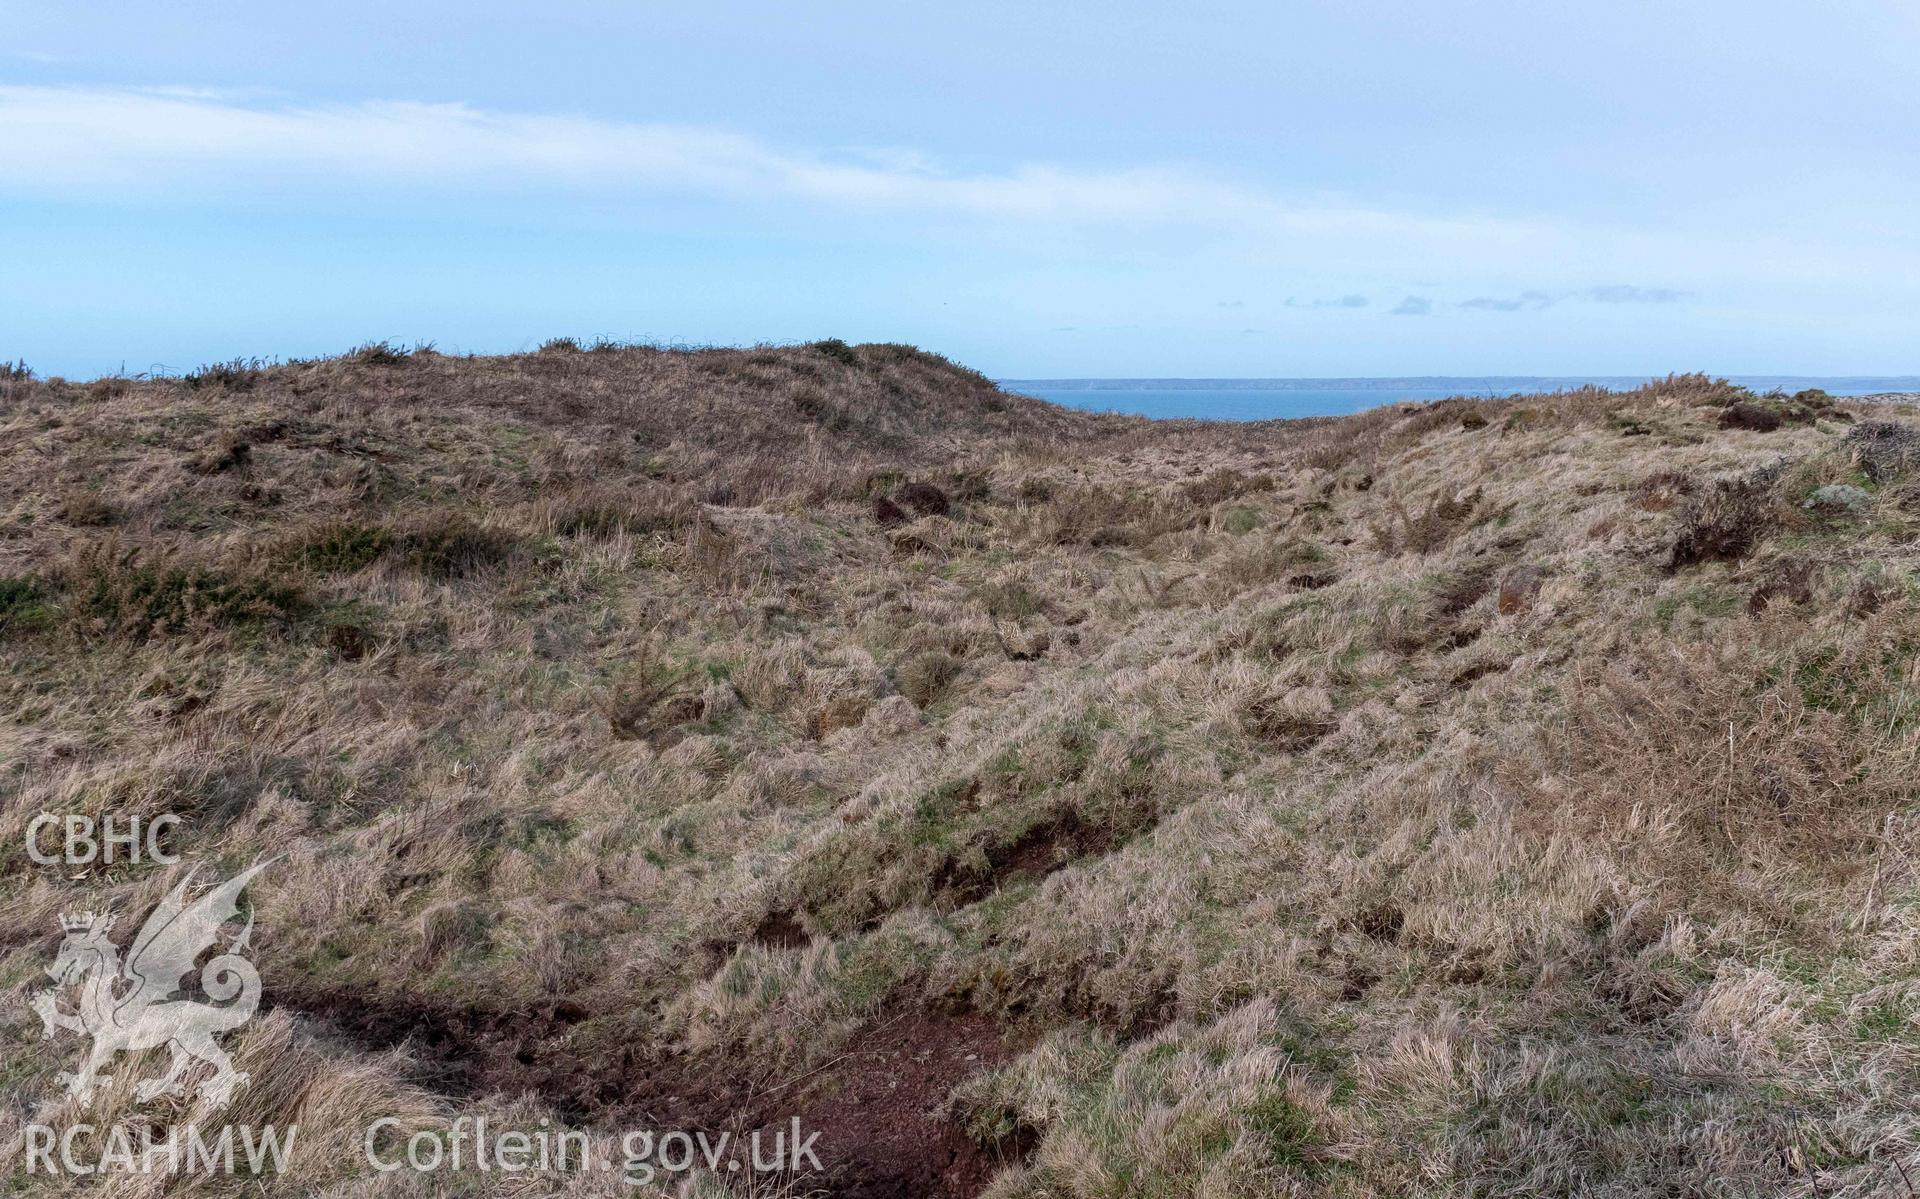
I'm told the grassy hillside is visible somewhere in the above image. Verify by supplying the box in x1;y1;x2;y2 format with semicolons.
3;344;1918;1197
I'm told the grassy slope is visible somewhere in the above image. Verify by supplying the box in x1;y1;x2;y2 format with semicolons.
2;345;1918;1197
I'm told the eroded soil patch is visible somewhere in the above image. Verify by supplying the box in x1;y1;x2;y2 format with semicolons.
276;986;1027;1197
619;1011;1029;1199
938;813;1116;905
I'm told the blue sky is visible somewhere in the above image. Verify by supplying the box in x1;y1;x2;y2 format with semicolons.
4;0;1918;379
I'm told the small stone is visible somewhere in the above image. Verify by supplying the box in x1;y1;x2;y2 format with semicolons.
1803;483;1870;514
1497;566;1544;615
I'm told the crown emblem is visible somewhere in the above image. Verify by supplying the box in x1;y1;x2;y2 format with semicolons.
60;911;112;934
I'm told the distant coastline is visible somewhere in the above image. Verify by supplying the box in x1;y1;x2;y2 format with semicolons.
1000;375;1920;394
1000;376;1920;422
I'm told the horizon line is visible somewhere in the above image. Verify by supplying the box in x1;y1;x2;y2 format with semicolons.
1000;374;1920;392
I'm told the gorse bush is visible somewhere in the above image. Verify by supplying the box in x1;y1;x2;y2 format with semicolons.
0;576;54;635
294;523;395;575
67;548;305;639
183;357;268;391
351;340;409;365
812;338;861;366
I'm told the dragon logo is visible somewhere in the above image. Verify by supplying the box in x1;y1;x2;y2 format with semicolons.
32;862;271;1110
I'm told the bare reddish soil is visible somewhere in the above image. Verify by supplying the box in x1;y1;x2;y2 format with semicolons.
276;986;1029;1197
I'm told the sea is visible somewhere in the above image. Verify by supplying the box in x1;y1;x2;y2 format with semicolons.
1001;377;1920;422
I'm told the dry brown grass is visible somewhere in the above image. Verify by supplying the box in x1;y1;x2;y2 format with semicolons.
3;352;1918;1196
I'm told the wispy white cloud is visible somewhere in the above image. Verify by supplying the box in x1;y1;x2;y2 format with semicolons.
0;85;1907;301
1390;296;1432;316
1457;285;1690;312
1286;294;1369;309
1460;290;1557;312
0;85;1547;244
1586;284;1687;304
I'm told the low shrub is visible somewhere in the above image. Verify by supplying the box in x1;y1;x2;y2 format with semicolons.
0;576;55;635
295;523;395;574
812;338;861;367
352;340;409;366
1847;421;1920;483
68;549;305;639
1669;477;1782;568
593;663;704;746
1719;402;1783;432
896;481;951;518
898;650;964;708
1221;506;1262;535
1640;371;1753;407
57;490;116;527
398;513;517;580
183;358;267;391
978;580;1045;620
